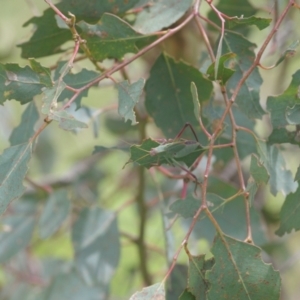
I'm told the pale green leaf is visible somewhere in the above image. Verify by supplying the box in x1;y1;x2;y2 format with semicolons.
9;102;39;146
250;154;269;185
0;143;32;214
117;78;145;125
134;0;193;34
275;40;299;67
72;207;120;286
39;189;71;239
257;140;297;196
50;110;88;131
190;82;200;121
206;235;281;300
129;283;165;300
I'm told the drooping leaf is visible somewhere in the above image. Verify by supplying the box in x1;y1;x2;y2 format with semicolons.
117;78;145;125
127;138;206;168
39;189;71;239
0;62;52;105
9;102;39;146
276;186;300;236
134;0;193;34
267;69;300;128
72;207;120;286
206;235;281;300
0;214;35;263
145;53;213;138
129;283;165;300
227;16;272;30
275;40;299;67
206;52;236;84
187;255;214;299
44;270;106;300
54;63;99;109
78;14;156;62
221;32;265;119
19;0;140;58
257;140;297;196
0;143;32;215
250;154;269;185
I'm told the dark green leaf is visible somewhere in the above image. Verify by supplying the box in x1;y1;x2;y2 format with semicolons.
179;289;196;300
134;0;193;34
187;255;214;299
208;0;256;30
275;40;299;67
250;154;269;185
129;283;165;300
267;69;300;128
257;140;297;196
268;127;300;145
0;62;52;104
0;143;32;215
206;235;281;300
78;14;156;62
117;78;145;125
295;165;300;181
72;207;120;286
227;16;272;30
276;185;300;236
93;145;129;154
0;215;35;263
39;189;71;239
127;138;206;168
206;52;236;84
145;53;213;138
9;102;39;146
222;32;265;119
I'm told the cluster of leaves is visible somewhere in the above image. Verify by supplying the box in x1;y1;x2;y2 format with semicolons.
1;0;300;299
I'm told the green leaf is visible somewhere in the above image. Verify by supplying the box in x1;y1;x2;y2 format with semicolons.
170;196;200;218
267;69;300;128
275;40;299;67
166;264;188;300
208;0;256;30
250;154;269;185
246;178;259;205
268;127;300;145
145;53;213;138
206;235;281;300
134;0;193;34
222;32;265;119
257;140;298;196
44;270;106;300
0;62;52;105
206;52;236;84
117;78;145;125
54;64;99;109
19;0;140;58
39;189;71;239
0;143;32;215
72;207;120;286
286;104;300;125
9;102;39;146
187;255;214;299
78;14;156;62
190;82;201;121
50;110;88;131
129;283;165;300
127;138;205;168
0;215;35;263
227;16;272;30
276;186;300;236
179;289;195;300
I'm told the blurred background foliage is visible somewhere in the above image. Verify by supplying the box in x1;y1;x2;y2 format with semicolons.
1;0;300;299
